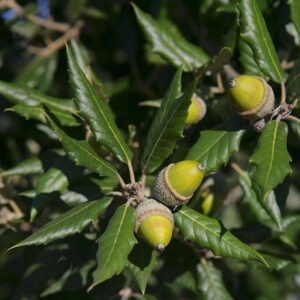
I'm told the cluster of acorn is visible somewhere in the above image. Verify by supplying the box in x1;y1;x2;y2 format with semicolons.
135;160;205;251
135;74;275;250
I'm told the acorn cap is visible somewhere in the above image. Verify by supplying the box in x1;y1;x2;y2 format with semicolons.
152;160;205;207
185;94;207;125
135;199;174;250
228;75;274;119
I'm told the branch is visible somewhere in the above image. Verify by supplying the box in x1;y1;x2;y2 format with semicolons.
0;0;70;32
280;81;286;105
28;21;84;57
285;115;300;123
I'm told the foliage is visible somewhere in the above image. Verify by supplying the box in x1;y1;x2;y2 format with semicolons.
0;0;300;299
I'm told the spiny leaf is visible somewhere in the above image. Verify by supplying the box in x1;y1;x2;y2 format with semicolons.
0;80;79;127
128;243;159;295
141;67;198;174
197;259;231;300
46;114;118;177
250;121;292;201
132;3;209;72
66;44;132;163
186;119;245;173
89;205;137;291
174;205;269;267
238;0;287;83
6;104;46;123
9;197;113;249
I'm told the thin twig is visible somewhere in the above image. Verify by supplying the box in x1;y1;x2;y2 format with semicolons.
127;161;136;185
117;173;126;190
108;191;124;197
280;81;286;105
140;174;146;192
0;0;70;32
28;20;84;58
285;115;300;123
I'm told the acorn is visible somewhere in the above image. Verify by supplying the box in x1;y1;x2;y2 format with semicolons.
228;75;274;120
135;199;174;250
200;191;214;216
152;160;205;207
185;94;207;126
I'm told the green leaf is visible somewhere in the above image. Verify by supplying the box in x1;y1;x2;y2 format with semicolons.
1;156;43;177
250;121;292;201
128;243;159;295
174;205;269;267
15;54;58;92
198;47;232;77
132;4;209;72
261;253;293;271
46;115;118;177
66;44;132;163
70;39;89;73
0;80;79;127
238;0;287;83
288;0;300;46
286;59;300;100
238;39;265;77
31;157;83;221
238;171;273;226
186;119;245;173
197;259;231;300
141;68;198;174
9;197;113;249
6;104;46;123
89;205;137;290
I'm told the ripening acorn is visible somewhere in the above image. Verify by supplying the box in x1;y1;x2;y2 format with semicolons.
228;75;274;120
135;199;174;250
185;94;207;126
152;160;205;207
200;191;214;216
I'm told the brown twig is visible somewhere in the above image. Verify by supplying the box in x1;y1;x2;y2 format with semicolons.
280;81;286;105
127;161;136;185
285;115;300;123
0;0;70;32
28;20;84;57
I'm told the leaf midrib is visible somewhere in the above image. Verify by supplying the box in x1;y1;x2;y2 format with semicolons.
98;205;129;279
201;260;222;299
262;121;278;199
252;0;282;81
13;201;99;247
79;64;131;163
143;92;184;173
179;209;265;264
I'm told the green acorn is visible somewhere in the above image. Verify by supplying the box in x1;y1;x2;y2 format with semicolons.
228;75;274;119
152;160;205;207
185;94;207;126
135;199;174;251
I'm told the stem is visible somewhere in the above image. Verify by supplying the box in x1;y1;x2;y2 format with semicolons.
216;72;225;93
116;173;126;190
127;161;136;184
280;80;286;105
140;174;146;192
108;191;124;197
0;0;70;32
285;115;300;123
28;21;84;58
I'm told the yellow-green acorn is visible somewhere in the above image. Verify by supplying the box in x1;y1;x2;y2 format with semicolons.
185;94;207;126
135;199;174;250
228;75;274;119
200;192;214;216
152;160;205;207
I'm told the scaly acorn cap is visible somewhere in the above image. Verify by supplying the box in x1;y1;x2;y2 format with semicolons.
135;199;174;251
228;75;274;119
152;160;205;207
185;94;207;125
